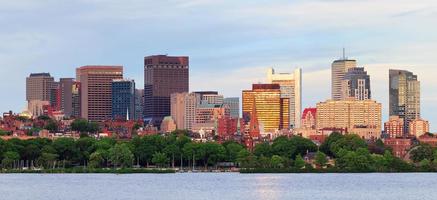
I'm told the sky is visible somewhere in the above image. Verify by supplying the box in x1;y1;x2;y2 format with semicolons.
0;0;436;131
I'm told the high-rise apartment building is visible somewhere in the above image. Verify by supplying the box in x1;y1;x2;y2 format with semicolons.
112;79;135;120
242;84;289;133
26;73;55;102
332;58;357;100
76;66;123;121
384;116;404;138
144;55;189;127
224;97;240;118
316;99;382;139
341;67;371;100
267;68;302;128
389;69;420;134
171;92;200;130
409;118;429;137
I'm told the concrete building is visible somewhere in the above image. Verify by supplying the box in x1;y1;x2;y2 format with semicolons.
331;58;357;100
316;99;382;139
389;69;420;135
242;84;289;133
26;73;55;102
409;118;430;137
76;66;123;121
111;79;135;120
384;116;405;138
267;68;302;128
224;97;240;118
144;55;189;127
341;67;371;100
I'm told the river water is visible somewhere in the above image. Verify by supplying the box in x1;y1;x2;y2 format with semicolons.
0;173;435;200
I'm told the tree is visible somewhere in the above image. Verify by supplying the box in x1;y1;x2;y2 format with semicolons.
271;155;284;168
224;142;244;162
315;151;328;168
289;136;317;158
89;151;104;168
330;134;367;157
254;143;272;157
44;120;58;133
197;142;226;168
71;119;89;133
320;132;344;156
294;154;305;169
52;138;77;161
271;137;296;158
152;152;169;168
21;144;41;161
410;144;434;163
163;144;178;168
37;152;58;169
109;143;134;168
1;151;19;169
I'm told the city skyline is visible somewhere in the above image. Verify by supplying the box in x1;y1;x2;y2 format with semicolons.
0;0;436;131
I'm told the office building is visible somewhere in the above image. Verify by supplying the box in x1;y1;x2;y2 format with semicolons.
144;55;189;127
224;97;240;118
341;67;371;100
59;78;74;117
332;58;357;100
171;92;200;130
134;89;144;120
26;73;55;102
76;65;123;121
267;68;302;128
389;69;420;134
71;82;81;118
242;84;289;133
112;79;135;120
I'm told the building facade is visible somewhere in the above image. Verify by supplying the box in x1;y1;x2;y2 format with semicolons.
341;67;371;100
59;78;74;117
144;55;189;127
331;59;357;100
242;84;289;133
224;97;240;118
111;79;135;120
170;92;200;130
409;118;429;137
316;99;382;139
26;73;55;102
76;66;123;121
389;69;420;135
267;68;302;128
134;89;144;121
384;116;404;138
71;82;81;118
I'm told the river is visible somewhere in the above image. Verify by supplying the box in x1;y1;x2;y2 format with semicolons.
0;173;435;200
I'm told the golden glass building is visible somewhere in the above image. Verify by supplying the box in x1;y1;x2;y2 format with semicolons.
242;84;289;133
316;99;382;139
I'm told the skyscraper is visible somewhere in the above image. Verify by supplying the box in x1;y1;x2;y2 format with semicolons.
59;78;74;117
389;69;420;134
71;82;81;118
77;66;123;121
224;97;240;118
112;79;135;120
332;58;357;100
267;68;302;128
242;84;289;133
134;89;144;120
26;73;55;102
144;55;189;127
341;67;371;100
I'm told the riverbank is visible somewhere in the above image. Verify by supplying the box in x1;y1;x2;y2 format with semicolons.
239;168;437;173
0;168;176;174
